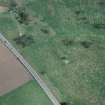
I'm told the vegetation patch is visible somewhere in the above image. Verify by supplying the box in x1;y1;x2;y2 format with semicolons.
80;41;93;48
1;0;105;105
14;35;34;48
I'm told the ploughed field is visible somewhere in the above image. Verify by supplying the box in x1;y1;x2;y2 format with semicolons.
0;0;105;105
0;43;31;96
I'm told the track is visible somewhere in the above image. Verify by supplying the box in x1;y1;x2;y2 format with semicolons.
0;33;60;105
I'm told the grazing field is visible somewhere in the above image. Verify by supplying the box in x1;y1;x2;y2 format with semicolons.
0;43;31;96
0;81;53;105
0;0;105;105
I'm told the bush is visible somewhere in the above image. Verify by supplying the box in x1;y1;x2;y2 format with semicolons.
62;39;74;46
80;41;92;48
60;102;69;105
15;7;29;24
9;0;17;11
9;1;29;24
92;23;105;29
40;28;49;34
14;35;34;48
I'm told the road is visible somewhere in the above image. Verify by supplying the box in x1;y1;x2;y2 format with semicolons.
0;33;60;105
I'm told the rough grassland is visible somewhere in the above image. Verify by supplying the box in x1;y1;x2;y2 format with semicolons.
0;0;105;105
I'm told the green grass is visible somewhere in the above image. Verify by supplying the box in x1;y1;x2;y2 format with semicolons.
0;0;105;105
0;81;53;105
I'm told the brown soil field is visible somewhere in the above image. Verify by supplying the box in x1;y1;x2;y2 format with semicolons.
0;43;32;96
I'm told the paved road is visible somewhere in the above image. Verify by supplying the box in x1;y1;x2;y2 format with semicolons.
0;33;60;105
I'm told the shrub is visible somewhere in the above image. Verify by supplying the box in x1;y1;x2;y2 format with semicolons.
14;35;34;48
60;102;69;105
62;39;74;46
15;7;29;24
80;41;92;48
92;23;105;29
9;1;29;24
40;28;49;34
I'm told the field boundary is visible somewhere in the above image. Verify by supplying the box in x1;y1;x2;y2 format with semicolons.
0;33;60;105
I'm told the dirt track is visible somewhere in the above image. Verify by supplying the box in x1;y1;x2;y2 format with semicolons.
0;43;31;96
0;6;8;13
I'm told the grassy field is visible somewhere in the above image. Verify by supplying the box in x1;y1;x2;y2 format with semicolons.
0;81;53;105
0;0;105;105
